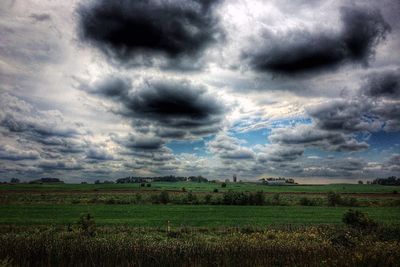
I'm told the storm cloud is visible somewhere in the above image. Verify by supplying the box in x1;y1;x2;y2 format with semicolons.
362;69;400;98
77;0;223;69
269;125;369;152
91;77;226;139
1;0;400;181
243;6;390;75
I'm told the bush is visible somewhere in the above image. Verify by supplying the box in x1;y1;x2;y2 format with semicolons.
222;191;265;205
250;191;265;205
272;193;280;205
106;198;116;205
158;191;170;204
77;213;96;237
204;194;212;204
327;192;342;206
186;191;197;204
342;209;377;230
221;183;227;188
299;197;316;206
146;183;151;188
213;188;219;193
140;183;145;187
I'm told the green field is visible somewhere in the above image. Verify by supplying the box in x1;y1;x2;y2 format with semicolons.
1;182;399;193
0;204;399;227
1;182;400;266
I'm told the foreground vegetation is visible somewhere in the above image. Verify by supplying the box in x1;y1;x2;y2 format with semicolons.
1;223;399;267
1;182;399;266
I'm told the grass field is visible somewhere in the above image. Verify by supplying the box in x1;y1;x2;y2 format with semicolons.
0;204;399;227
1;182;400;266
1;182;399;193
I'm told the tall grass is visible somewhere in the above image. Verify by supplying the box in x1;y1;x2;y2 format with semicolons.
0;225;399;266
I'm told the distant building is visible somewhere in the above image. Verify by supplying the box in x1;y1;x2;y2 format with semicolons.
233;174;237;183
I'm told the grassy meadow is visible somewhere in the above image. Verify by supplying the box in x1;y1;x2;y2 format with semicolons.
0;182;399;266
1;181;399;193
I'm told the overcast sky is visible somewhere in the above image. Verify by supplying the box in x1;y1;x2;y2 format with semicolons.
1;0;399;183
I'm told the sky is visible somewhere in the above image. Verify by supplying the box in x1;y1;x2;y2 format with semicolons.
0;0;399;183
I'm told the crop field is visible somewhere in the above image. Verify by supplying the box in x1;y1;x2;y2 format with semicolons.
1;204;399;227
1;182;399;266
1;182;399;193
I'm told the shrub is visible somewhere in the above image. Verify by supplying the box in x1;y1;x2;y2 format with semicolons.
204;194;212;204
299;197;316;206
186;191;197;204
344;197;358;207
213;188;219;193
158;191;170;204
342;209;377;230
272;193;280;205
146;183;151;187
327;192;342;206
250;191;265;205
181;187;186;192
77;213;96;237
106;198;116;204
221;183;227;188
140;183;145;187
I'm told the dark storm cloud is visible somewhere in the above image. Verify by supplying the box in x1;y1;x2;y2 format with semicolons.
243;6;390;75
92;77;226;138
257;145;304;163
306;71;400;134
77;0;223;69
361;69;400;98
307;99;380;133
125;135;165;151
269;125;369;152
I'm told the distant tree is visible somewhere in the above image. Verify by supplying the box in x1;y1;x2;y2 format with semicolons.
10;178;20;184
358;180;363;184
81;181;87;184
146;183;151;187
221;183;227;188
213;188;219;193
94;180;101;184
371;176;400;185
